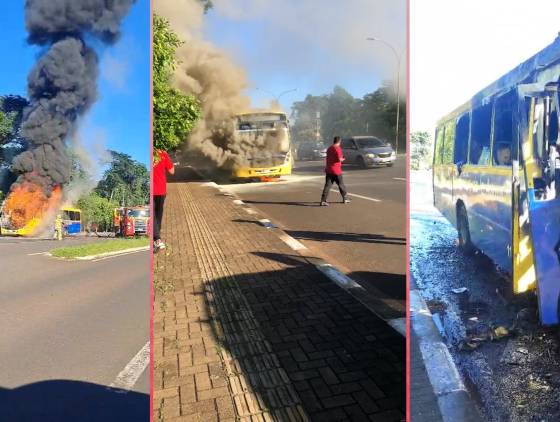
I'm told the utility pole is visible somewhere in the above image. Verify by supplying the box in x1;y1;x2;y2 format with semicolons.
366;37;403;153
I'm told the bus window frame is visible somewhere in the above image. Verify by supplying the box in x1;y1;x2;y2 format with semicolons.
442;121;455;165
434;126;446;166
454;111;471;165
468;101;494;166
491;91;517;168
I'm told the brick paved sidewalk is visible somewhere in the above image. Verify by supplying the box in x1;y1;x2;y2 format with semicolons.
153;181;405;422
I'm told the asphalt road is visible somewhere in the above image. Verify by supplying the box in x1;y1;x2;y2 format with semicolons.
410;170;560;421
0;237;149;421
220;158;406;319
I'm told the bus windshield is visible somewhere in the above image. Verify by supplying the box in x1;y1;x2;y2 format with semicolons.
237;113;288;131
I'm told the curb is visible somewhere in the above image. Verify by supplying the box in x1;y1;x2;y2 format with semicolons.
51;246;149;261
410;289;483;422
207;181;406;338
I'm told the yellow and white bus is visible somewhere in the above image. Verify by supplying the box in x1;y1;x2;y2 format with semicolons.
232;111;293;180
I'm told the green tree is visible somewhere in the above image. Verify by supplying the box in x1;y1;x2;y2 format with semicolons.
0;111;16;143
410;131;432;170
153;15;201;152
291;83;407;153
77;192;118;232
96;151;149;206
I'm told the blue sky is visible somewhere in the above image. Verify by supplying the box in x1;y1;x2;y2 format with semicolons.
411;0;560;133
202;0;406;115
0;1;150;172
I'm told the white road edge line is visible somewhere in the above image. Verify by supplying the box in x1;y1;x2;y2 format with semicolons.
86;247;149;262
330;190;381;202
410;289;467;396
388;317;406;336
28;252;48;256
279;234;307;251
393;177;406;181
109;341;150;392
315;263;362;289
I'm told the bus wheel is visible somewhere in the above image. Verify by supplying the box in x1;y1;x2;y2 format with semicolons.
457;204;474;254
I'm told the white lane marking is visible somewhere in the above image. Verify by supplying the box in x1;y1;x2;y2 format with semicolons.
393;177;406;181
330;190;381;202
279;234;307;251
315;263;362;289
258;219;276;229
109;341;150;392
28;252;48;256
90;248;149;262
388;317;406;336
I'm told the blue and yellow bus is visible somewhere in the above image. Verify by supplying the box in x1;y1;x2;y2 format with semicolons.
61;206;82;235
433;35;560;325
0;205;81;236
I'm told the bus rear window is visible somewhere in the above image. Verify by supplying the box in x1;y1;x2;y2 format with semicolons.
469;103;492;165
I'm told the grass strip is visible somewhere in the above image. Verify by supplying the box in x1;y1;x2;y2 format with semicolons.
51;237;149;258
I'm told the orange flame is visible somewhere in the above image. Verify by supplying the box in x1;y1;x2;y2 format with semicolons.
3;182;62;231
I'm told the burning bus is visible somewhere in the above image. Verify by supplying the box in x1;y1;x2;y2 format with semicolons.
231;111;293;181
0;186;81;237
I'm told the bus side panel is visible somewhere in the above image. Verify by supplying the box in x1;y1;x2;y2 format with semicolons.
65;222;81;234
528;195;560;325
459;167;513;273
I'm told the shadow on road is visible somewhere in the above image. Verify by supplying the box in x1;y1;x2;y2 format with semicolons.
205;263;405;421
243;200;321;207
285;230;405;246
294;163;388;173
0;380;148;421
252;251;405;319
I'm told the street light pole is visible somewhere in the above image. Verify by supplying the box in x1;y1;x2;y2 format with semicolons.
255;87;297;103
366;37;403;153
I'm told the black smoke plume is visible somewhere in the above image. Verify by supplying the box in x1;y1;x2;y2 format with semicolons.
9;0;136;196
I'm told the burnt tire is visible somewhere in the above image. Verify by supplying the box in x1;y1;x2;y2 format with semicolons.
457;204;475;255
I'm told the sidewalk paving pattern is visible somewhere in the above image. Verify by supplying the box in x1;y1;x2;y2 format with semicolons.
153;182;405;421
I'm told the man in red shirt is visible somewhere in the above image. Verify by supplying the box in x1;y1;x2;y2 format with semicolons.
320;136;350;206
153;149;175;250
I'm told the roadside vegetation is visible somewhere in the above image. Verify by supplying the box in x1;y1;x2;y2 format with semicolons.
291;83;406;152
410;131;433;170
50;237;149;259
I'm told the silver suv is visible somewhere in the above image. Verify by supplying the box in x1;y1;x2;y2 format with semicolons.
341;136;396;168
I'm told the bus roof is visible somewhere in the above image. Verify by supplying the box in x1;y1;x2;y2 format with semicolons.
437;35;560;126
61;206;80;213
235;110;286;117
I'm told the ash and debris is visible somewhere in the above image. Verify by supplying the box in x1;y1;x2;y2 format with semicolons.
411;171;560;421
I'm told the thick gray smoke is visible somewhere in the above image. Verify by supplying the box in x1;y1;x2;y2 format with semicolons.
9;0;136;196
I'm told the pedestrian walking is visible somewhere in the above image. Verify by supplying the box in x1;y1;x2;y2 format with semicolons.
153;149;175;251
320;136;350;206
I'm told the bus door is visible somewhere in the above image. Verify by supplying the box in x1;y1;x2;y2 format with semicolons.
513;85;560;324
